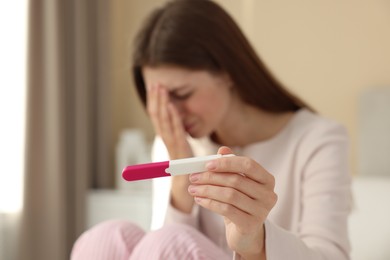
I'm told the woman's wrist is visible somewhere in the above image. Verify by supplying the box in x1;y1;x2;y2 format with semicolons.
170;176;194;214
238;249;265;260
236;225;266;260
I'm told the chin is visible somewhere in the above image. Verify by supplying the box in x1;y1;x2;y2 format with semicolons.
187;128;212;139
188;132;202;139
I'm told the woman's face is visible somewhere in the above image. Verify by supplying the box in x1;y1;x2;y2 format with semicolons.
142;65;234;138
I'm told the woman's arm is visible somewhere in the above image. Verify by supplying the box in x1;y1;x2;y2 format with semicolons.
147;85;195;216
188;123;351;260
189;146;277;259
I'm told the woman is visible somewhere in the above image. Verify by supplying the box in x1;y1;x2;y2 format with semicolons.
71;0;351;259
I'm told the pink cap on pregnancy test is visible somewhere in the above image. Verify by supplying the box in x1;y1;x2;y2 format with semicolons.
122;154;235;182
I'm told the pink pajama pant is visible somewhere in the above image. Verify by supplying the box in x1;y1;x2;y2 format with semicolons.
70;220;231;260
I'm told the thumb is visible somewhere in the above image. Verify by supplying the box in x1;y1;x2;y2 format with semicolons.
217;146;234;155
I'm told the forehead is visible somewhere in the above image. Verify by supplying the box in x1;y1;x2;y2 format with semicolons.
142;65;220;90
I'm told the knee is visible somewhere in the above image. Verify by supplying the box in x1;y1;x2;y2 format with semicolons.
155;223;200;238
77;219;145;242
89;219;144;235
133;223;202;252
71;220;145;260
130;224;230;260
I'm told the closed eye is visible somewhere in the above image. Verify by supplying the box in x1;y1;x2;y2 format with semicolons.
170;91;193;100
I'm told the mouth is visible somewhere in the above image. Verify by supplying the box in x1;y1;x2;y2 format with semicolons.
184;122;195;133
184;124;193;132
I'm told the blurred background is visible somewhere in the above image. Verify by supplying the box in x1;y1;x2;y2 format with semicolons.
0;0;389;259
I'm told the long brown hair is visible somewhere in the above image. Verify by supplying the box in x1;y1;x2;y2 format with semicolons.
132;0;311;112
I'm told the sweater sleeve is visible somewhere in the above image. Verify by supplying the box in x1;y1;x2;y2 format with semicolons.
164;202;200;229
150;136;201;230
265;123;352;260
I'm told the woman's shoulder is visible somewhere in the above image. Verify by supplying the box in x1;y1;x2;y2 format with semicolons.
290;108;348;137
288;108;349;150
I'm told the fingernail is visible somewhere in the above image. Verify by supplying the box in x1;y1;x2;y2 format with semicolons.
189;173;200;182
194;197;202;203
206;161;216;170
188;185;197;194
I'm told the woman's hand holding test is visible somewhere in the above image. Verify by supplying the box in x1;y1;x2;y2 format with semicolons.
188;146;277;260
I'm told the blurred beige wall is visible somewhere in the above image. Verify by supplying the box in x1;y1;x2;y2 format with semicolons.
109;0;164;146
109;0;390;175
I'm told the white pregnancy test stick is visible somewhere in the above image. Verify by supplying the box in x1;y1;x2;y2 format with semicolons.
122;154;235;182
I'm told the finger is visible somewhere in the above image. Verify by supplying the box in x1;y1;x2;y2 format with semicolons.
190;171;260;200
168;103;186;139
206;155;275;187
158;86;174;137
146;84;158;117
189;184;263;216
147;84;162;135
193;196;266;232
189;170;278;211
217;146;233;155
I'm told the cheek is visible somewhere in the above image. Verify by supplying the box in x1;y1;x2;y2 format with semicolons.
183;99;206;115
188;94;229;119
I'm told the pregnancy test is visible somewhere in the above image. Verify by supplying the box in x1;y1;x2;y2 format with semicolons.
122;154;235;182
